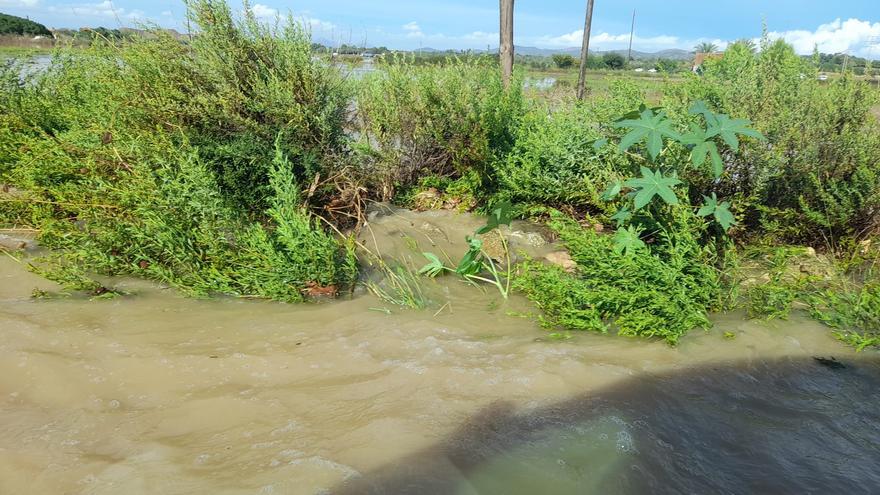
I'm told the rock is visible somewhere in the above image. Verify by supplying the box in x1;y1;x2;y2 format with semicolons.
508;230;547;247
545;251;577;273
0;233;36;251
479;232;508;263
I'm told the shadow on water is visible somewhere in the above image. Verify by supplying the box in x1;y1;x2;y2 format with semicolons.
332;356;880;495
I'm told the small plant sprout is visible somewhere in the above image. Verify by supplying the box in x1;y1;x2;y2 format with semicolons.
419;201;515;298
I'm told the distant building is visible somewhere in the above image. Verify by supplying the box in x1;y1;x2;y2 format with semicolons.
692;52;724;73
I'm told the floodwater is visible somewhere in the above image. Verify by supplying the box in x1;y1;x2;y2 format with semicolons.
1;208;879;494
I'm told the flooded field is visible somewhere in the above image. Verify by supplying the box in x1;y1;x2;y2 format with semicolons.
1;209;879;494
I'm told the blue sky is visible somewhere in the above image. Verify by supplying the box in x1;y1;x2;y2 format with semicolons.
2;0;879;56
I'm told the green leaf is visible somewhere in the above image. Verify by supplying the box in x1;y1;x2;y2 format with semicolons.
456;237;484;276
601;180;622;201
613;226;646;256
592;138;609;150
698;193;736;231
707;141;723;178
705;114;765;152
613;108;681;160
610;207;632;226
697;194;717;217
688;100;718;127
690;141;710;168
714;202;736;231
418;252;446;277
623;167;681;210
476;200;515;235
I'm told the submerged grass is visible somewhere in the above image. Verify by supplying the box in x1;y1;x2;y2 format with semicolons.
515;210;718;345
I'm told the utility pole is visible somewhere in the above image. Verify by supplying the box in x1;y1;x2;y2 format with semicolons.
576;0;595;100
500;0;514;89
627;9;635;61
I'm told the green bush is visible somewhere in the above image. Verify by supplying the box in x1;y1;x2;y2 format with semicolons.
0;0;356;299
663;37;880;245
493;80;645;208
551;54;575;69
355;57;525;200
516;210;719;344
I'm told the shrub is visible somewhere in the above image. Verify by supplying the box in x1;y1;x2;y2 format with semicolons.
0;0;356;299
663;36;880;246
493;80;645;208
515;210;718;344
551;54;575;69
603;52;626;70
355;57;525;200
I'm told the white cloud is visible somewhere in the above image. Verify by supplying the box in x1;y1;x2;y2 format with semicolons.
534;29;681;50
250;3;277;21
246;5;335;36
461;30;497;44
529;17;880;57
48;1;145;22
307;17;335;33
766;18;880;57
403;21;423;38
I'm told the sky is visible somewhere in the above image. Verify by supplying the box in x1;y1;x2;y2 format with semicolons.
2;0;879;57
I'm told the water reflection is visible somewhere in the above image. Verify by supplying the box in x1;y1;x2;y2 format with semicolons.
333;357;880;494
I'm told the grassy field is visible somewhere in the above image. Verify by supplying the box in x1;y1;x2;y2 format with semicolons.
0;45;52;60
525;67;679;104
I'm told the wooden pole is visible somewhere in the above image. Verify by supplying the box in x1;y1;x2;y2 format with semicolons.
500;0;514;89
627;9;635;61
576;0;595;100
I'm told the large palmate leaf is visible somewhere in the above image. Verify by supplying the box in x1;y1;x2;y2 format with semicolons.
623;167;681;210
684;134;723;178
613;226;646;256
613;108;681;160
697;193;736;230
418;252;446;277
705;114;765;152
688;100;719;126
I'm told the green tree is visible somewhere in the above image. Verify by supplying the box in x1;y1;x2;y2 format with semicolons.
654;58;679;73
551;54;576;69
695;42;718;53
602;52;626;70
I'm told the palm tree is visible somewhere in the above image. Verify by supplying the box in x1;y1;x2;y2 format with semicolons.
695;42;718;54
732;38;756;53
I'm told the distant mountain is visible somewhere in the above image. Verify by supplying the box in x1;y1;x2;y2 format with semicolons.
513;45;693;60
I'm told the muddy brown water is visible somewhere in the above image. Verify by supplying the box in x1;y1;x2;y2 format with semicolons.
1;208;879;494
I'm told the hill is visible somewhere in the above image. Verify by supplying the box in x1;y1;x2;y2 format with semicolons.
0;12;51;37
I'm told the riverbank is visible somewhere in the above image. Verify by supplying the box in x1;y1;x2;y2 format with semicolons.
1;0;878;350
